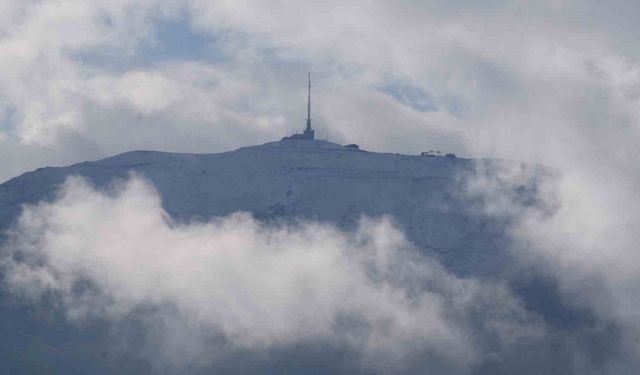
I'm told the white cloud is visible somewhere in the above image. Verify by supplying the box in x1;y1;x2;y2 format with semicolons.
1;175;541;371
3;1;640;371
0;0;159;144
465;153;640;372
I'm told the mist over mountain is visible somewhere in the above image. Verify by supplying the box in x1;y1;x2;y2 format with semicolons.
4;1;640;373
1;139;606;374
1;139;516;275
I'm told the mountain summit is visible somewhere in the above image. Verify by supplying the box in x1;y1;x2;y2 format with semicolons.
0;138;562;374
0;139;516;275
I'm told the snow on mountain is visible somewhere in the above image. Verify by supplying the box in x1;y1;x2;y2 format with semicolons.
0;139;565;373
0;139;524;277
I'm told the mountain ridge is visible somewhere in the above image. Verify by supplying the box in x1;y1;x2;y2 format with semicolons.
0;138;566;374
0;139;514;278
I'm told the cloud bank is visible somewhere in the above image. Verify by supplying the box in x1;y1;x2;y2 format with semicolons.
1;175;541;372
465;157;640;374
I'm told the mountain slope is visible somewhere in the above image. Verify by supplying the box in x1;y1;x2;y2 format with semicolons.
0;139;572;374
0;140;514;276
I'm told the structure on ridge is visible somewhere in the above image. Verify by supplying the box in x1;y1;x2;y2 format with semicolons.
282;72;315;140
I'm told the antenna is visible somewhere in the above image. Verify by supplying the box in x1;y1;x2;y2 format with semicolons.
306;72;311;132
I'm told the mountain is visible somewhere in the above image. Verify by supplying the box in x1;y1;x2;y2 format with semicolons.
0;139;553;374
0;139;521;276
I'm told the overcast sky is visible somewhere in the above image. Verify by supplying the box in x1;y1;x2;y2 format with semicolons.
1;0;638;182
3;1;640;373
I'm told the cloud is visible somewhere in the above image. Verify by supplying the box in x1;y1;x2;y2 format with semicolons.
3;1;640;371
1;174;542;372
465;155;640;373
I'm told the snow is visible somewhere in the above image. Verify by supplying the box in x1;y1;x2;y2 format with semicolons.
0;139;519;276
0;138;562;373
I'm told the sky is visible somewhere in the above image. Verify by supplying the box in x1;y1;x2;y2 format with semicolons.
1;1;639;182
2;1;640;373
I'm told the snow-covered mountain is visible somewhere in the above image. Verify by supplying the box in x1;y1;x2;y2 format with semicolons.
0;139;554;374
0;139;520;276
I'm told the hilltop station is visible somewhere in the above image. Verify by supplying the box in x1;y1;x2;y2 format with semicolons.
282;72;316;141
281;73;455;157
